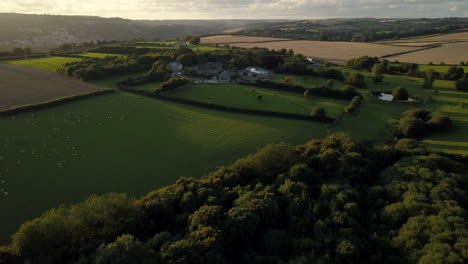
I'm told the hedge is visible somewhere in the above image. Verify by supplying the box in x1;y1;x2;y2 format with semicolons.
120;86;335;123
0;89;114;116
250;80;361;100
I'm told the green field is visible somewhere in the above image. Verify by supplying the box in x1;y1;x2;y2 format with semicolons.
7;56;82;71
164;83;348;117
275;70;468;154
419;64;468;73
0;90;331;244
133;45;224;52
79;52;125;58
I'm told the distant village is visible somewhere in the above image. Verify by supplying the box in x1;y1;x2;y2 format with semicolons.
168;61;273;84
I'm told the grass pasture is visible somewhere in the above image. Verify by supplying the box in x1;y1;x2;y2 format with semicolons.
0;89;331;244
79;52;125;58
6;56;81;72
164;83;348;118
418;64;468;73
273;70;468;154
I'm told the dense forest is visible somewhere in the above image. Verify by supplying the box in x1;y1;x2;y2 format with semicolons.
237;18;468;42
1;133;467;264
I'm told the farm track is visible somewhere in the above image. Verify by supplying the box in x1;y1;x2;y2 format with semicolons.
0;63;105;111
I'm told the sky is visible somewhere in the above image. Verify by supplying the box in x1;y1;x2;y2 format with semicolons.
1;0;468;20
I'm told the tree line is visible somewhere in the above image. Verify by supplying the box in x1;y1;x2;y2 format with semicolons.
1;133;467;264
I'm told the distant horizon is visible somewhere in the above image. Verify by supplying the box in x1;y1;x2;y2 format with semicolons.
1;12;467;21
1;0;467;20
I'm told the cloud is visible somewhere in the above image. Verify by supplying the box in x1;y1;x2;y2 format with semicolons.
1;0;467;19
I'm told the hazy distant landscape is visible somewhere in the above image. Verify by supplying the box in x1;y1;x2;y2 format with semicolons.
1;4;468;264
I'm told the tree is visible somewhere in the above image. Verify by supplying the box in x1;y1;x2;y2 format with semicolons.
426;114;452;131
423;69;436;89
95;234;153;264
327;79;335;89
372;63;385;83
187;37;201;45
146;61;172;81
444;66;464;80
399;117;427;138
455;79;468;92
311;107;326;119
345;72;366;88
177;53;198;67
347;56;379;71
392;87;409;101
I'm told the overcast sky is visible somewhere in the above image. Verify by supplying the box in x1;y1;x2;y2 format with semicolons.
1;0;467;19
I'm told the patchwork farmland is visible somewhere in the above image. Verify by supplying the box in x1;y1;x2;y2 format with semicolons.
1;36;468;254
0;63;105;111
201;35;421;64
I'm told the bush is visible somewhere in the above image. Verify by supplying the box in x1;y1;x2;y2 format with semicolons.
395;139;424;151
314;68;344;81
344;72;366;88
401;109;432;121
399;109;453;139
311;107;327;119
444;66;464;81
455;79;468;92
160;77;191;92
426;114;452;132
399;117;427;139
346;56;379;71
392;87;409;101
344;96;363;113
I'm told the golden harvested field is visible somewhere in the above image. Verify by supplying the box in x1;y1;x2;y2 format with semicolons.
379;41;444;47
399;32;468;42
201;35;287;44
221;39;419;64
387;42;468;64
0;63;104;111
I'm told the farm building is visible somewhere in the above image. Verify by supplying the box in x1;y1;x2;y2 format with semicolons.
238;67;273;83
306;57;321;64
217;70;234;83
169;62;183;77
184;62;223;77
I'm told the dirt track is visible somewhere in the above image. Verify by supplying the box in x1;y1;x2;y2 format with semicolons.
0;63;103;111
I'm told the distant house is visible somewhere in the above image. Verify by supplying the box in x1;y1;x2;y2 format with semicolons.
173;42;188;47
184;62;223;77
169;62;183;77
238;67;273;83
217;70;234;83
306;57;321;65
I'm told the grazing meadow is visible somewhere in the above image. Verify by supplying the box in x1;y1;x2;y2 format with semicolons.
162;83;349;118
6;56;82;71
0;89;331;243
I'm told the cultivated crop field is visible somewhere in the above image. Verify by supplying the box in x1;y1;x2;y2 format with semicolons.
6;56;81;71
0;63;104;111
399;32;468;42
387;42;468;64
201;35;286;44
163;83;348;118
201;36;420;64
0;89;331;243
